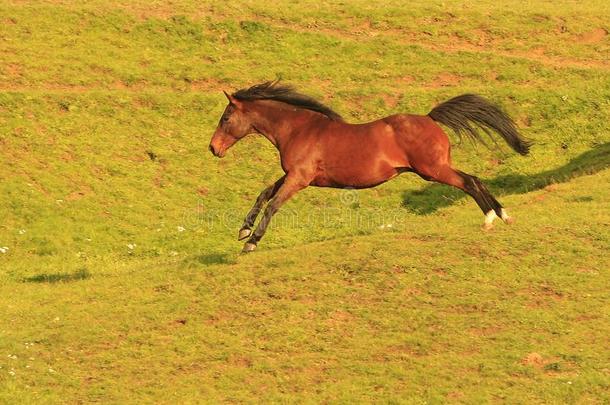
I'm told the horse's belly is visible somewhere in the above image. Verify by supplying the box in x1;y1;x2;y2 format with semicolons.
311;165;401;189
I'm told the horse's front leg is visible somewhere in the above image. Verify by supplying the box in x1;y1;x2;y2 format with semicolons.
238;176;285;241
242;176;306;253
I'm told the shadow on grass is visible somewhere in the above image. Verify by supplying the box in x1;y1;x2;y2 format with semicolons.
195;253;235;265
23;268;90;283
402;143;610;215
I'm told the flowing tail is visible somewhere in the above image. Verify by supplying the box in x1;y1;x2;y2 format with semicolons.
428;94;531;155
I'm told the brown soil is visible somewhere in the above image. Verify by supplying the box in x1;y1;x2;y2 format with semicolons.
521;352;545;367
254;17;609;71
381;94;400;108
427;72;462;88
575;28;608;44
66;185;93;201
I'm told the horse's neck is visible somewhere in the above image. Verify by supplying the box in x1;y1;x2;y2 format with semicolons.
250;102;306;151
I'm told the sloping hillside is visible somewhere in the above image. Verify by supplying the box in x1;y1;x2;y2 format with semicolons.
0;1;608;402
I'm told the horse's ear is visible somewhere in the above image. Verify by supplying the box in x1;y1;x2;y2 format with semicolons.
223;91;241;107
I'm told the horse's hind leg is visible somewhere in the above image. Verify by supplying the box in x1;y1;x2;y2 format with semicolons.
456;170;513;229
416;165;512;230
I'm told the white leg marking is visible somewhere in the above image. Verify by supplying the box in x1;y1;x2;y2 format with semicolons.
482;210;497;230
500;208;514;224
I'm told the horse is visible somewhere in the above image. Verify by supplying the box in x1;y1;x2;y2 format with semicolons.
209;80;531;253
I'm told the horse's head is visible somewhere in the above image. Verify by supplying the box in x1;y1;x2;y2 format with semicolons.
209;92;254;158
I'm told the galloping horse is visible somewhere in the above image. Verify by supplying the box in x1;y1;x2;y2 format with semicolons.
209;80;530;253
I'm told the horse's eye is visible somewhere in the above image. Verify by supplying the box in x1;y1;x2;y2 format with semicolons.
222;115;229;122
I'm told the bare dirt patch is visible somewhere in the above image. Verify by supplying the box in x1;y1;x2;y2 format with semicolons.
0;82;148;93
66;185;93;201
521;352;545;367
188;77;230;92
517;115;532;128
469;326;503;337
385;343;427;358
3;63;22;78
575;28;608;44
520;352;577;376
446;391;465;400
399;75;415;84
470;28;494;47
381;94;400;109
522;283;565;308
427;72;462;88
255;16;610;70
485;71;499;82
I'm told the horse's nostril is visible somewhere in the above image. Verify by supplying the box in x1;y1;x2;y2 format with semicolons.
209;144;215;155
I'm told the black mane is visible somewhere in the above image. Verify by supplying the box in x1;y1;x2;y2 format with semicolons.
232;80;343;121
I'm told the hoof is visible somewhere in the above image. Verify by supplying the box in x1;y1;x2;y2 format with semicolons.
482;210;497;231
500;209;514;225
481;222;494;231
238;228;252;241
241;242;257;253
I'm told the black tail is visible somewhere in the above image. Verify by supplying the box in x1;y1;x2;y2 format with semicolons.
428;94;531;155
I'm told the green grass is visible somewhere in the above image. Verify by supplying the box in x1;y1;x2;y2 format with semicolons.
1;1;609;403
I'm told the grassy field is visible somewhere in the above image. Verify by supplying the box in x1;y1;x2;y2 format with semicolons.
1;0;609;403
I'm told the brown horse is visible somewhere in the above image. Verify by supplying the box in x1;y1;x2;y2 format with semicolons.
209;80;530;253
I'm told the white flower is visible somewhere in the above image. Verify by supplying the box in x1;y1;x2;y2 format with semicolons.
18;229;26;235
177;226;185;232
127;243;136;250
0;247;8;254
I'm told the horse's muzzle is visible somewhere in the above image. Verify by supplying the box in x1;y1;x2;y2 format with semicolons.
209;144;224;158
